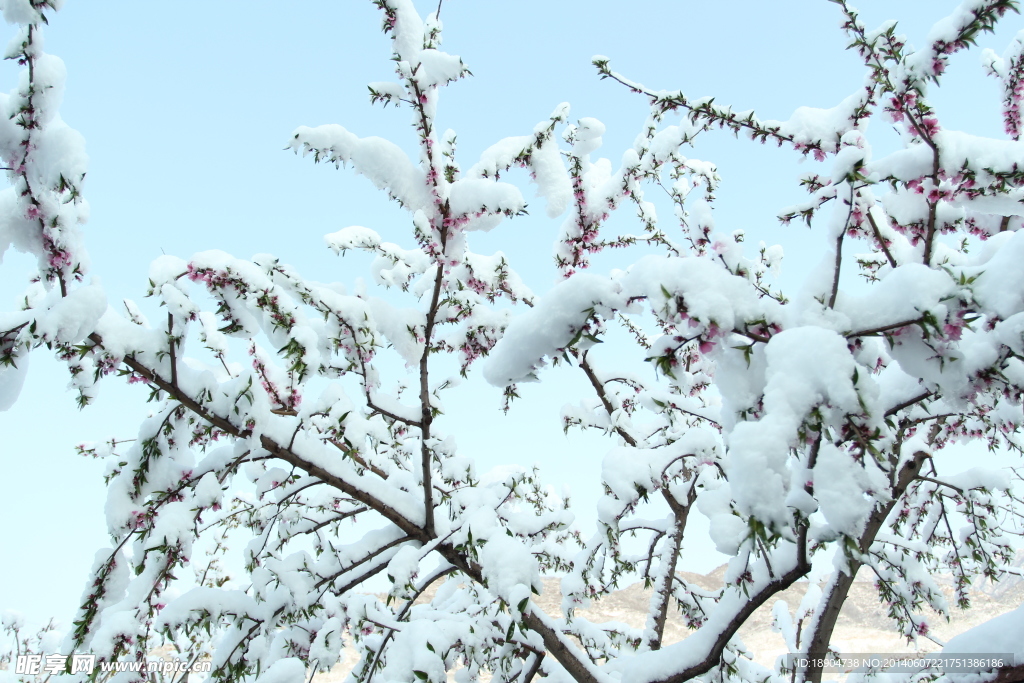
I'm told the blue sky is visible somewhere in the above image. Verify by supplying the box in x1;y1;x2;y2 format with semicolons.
0;0;1020;627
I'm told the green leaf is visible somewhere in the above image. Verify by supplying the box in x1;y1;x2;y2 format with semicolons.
567;327;584;349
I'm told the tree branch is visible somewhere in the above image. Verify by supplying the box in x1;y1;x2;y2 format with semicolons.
95;332;430;542
801;450;928;683
885;391;933;417
368;565;457;682
866;210;898;269
314;534;414;590
828;188;853;309
650;535;810;683
847;317;923;339
647;482;698;651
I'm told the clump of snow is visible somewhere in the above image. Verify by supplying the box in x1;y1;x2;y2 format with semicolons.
289;125;430;211
943;604;1024;661
34;281;106;343
479;533;538;602
728;328;861;530
0;0;41;27
0;353;27;411
484;272;621;385
813;443;886;537
253;658;306;683
972;230;1024;319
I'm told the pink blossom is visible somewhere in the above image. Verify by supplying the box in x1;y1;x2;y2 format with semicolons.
48;251;71;268
919;117;940;137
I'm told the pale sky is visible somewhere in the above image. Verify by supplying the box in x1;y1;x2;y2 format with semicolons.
0;0;1019;627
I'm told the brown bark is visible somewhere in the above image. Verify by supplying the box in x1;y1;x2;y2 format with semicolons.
802;451;928;683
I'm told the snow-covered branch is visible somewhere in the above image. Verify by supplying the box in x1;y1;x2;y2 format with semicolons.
3;2;1024;683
